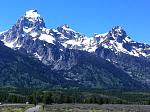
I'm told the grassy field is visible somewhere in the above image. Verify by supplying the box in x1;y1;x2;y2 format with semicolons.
41;104;150;112
0;104;33;112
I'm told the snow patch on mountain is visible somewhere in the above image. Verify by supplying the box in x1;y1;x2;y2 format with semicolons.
39;34;55;44
23;27;32;33
1;36;21;48
62;24;75;32
30;32;38;37
34;52;42;60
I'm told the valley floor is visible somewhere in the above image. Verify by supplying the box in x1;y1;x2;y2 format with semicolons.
0;104;150;112
42;104;150;112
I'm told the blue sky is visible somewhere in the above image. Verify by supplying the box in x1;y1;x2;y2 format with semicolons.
0;0;150;44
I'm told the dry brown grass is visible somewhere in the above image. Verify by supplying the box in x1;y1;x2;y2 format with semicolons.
41;104;150;112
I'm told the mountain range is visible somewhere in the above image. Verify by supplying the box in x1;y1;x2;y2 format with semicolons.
0;10;150;89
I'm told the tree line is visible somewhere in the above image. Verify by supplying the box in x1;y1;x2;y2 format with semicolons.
0;89;150;105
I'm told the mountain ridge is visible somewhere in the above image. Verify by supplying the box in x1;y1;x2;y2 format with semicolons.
0;10;150;89
1;10;150;58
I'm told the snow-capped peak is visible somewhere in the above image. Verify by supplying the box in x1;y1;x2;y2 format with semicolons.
19;10;46;33
93;26;150;58
112;26;123;32
25;10;40;18
61;24;75;32
62;24;70;28
23;9;45;27
111;26;127;37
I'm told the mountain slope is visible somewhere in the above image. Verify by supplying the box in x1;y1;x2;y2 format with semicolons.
0;41;80;88
65;51;146;89
96;47;150;86
0;41;145;89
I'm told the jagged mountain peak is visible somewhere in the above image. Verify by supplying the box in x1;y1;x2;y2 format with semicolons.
57;24;76;33
25;10;41;18
22;9;44;24
111;25;127;38
112;26;124;31
0;10;54;49
17;9;46;32
62;24;70;28
90;26;150;58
